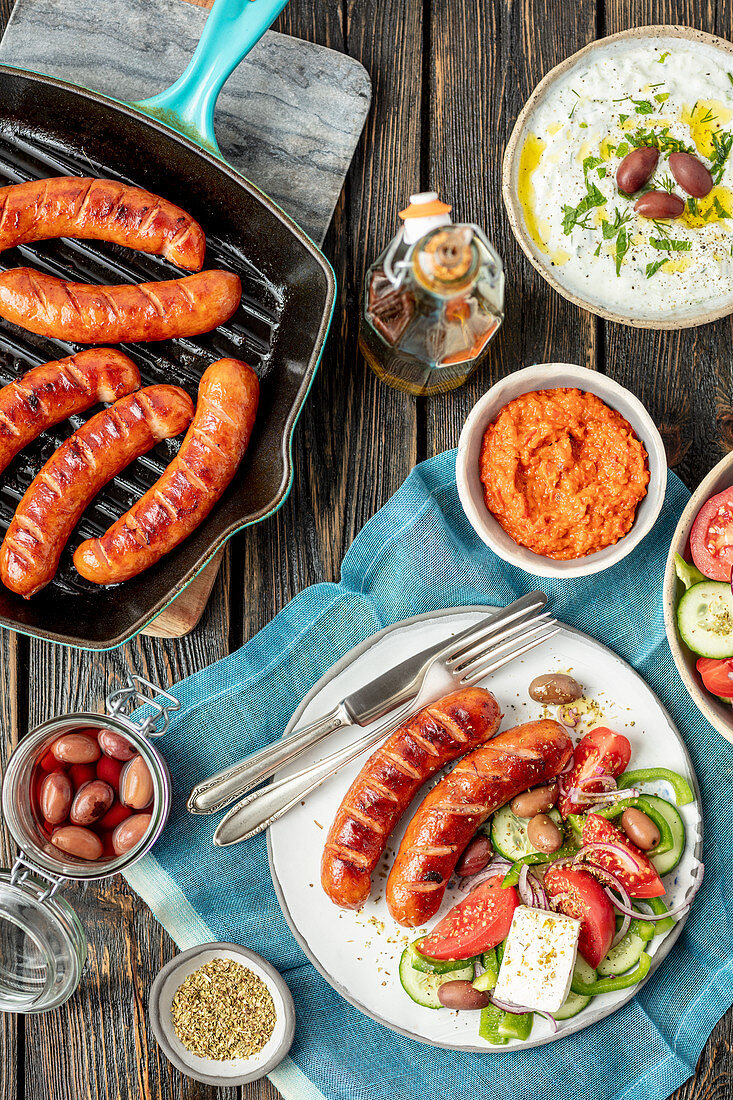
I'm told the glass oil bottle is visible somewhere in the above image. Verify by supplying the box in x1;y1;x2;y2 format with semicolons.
359;192;505;396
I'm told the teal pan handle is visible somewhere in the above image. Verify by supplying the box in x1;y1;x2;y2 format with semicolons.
132;0;290;158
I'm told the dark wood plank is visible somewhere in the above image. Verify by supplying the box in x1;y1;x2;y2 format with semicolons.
425;0;599;461
0;630;22;1100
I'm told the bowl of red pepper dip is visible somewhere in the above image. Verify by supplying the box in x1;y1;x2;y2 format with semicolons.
456;363;667;578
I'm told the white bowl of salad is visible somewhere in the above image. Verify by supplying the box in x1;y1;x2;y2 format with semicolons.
664;452;733;744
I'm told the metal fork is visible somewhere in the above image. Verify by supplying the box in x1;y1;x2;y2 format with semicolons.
213;610;561;846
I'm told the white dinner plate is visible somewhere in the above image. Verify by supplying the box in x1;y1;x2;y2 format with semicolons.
267;607;703;1050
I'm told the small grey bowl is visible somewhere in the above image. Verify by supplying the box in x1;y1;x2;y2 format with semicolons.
149;942;295;1087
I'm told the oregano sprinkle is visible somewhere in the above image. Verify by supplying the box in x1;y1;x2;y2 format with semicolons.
171;957;276;1060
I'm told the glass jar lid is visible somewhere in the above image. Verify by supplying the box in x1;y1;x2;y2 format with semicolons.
0;862;86;1013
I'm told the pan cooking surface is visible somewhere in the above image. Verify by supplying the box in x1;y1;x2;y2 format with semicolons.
0;69;334;645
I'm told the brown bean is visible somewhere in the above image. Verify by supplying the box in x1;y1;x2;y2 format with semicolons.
51;732;101;764
527;813;564;854
456;834;492;877
621;807;660;851
112;812;153;856
51;824;103;860
437;980;489;1010
40;771;73;824
97;728;136;761
669;151;713;198
528;674;582;706
120;755;154;809
70;779;114;826
616;146;659;194
510;781;559;818
634;191;685;219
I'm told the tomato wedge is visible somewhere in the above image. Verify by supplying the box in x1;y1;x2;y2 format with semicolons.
544;864;615;969
582;814;665;898
418;874;518;960
559;727;632;817
696;656;733;699
690;487;733;583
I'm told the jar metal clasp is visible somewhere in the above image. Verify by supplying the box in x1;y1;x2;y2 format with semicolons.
105;675;181;739
10;852;64;902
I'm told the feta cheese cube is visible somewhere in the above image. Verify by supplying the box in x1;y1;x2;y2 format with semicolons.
493;906;581;1013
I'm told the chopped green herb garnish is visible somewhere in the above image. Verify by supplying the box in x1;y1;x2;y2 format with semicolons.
619;113;629;125
654;92;670;104
657;52;670;64
626;127;693;155
687;197;700;216
728;72;733;87
600;208;633;275
561;183;607;233
646;258;668;278
582;155;604;180
632;100;654;115
658;175;676;194
713;195;731;218
711;130;733;184
650;237;691;251
616;142;630;157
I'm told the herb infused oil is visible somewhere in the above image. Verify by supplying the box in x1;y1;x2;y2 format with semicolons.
360;193;505;396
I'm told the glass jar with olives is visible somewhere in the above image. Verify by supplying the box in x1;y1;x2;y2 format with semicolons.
0;675;179;1013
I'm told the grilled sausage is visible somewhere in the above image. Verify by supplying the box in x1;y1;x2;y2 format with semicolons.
321;687;503;911
74;358;259;584
0;385;193;597
0;349;140;475
0;177;205;270
386;719;573;927
0;268;241;343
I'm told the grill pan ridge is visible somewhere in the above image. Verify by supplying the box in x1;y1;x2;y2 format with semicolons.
0;67;335;648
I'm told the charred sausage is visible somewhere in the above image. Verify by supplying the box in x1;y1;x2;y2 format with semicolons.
74;358;259;584
0;349;140;475
0;385;193;597
386;719;573;927
0;268;241;343
0;177;205;270
321;687;502;911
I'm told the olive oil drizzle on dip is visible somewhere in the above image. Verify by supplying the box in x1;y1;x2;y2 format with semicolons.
518;37;733;315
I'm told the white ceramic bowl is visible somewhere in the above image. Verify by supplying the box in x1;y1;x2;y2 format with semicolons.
502;25;733;329
663;451;733;745
455;362;667;578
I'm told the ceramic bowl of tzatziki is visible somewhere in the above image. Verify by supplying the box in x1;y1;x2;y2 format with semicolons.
503;26;733;328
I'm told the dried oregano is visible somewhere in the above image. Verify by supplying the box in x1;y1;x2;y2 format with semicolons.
171;957;276;1060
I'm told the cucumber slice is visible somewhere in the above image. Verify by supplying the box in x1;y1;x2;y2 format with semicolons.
570;955;597;995
642;795;686;876
677;581;733;658
491;805;563;860
597;932;645;977
399;945;474;1009
554;990;592;1020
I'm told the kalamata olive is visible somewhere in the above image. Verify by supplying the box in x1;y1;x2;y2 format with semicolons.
40;771;73;825
97;728;136;761
621;807;660;850
527;813;564;854
616;146;659;194
669;151;713;199
528;674;583;706
511;781;559;818
112;812;153;856
70;779;115;826
437;980;489;1010
634;191;685;219
51;733;101;764
51;825;103;861
456;834;493;877
120;755;154;810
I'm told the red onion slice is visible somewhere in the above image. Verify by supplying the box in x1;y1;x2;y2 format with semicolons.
611;910;632;947
456;857;512;893
606;864;704;921
489;996;557;1032
570;786;641;805
573;842;641;874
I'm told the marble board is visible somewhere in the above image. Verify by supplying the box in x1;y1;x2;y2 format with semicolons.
0;0;372;244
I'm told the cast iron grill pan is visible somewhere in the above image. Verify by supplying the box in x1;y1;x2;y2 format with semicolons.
0;69;333;647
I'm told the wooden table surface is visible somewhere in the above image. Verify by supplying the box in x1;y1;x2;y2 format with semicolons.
0;0;728;1097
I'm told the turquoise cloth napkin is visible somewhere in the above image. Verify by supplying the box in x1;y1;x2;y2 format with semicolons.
125;451;732;1100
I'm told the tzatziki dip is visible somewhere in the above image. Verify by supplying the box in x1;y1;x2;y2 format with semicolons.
513;34;733;321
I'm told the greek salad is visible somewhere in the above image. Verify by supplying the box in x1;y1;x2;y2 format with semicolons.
398;718;700;1045
674;485;733;701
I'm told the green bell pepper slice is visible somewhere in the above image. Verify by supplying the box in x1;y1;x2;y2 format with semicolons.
642;895;676;935
617;768;694;806
472;948;499;992
571;951;651;996
501;845;580;887
479;1004;509;1045
497;1010;533;1040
